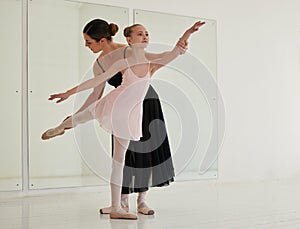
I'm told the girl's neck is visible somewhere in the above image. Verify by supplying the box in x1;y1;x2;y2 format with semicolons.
128;44;147;61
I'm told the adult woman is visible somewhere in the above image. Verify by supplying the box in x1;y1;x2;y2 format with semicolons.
42;21;205;219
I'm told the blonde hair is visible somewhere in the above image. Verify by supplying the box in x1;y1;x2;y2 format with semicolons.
123;24;143;37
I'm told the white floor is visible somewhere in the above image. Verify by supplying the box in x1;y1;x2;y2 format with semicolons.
1;179;300;229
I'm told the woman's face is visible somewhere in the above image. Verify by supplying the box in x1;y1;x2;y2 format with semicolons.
127;25;149;46
83;33;103;53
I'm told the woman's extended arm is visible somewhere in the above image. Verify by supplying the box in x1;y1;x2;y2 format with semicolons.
72;63;106;114
49;58;126;103
72;46;126;113
74;81;105;114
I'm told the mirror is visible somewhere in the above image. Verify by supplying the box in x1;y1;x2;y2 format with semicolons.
0;0;220;192
28;0;129;189
0;0;22;191
134;9;218;180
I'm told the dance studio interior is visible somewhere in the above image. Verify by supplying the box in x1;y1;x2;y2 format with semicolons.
1;0;300;228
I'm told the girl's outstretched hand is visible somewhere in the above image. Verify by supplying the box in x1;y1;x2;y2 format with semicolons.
176;21;206;54
190;21;206;33
48;92;70;103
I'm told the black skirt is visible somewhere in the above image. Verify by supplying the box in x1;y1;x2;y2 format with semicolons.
108;73;174;194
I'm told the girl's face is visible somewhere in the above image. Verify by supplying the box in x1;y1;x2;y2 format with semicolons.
126;25;149;46
83;33;104;53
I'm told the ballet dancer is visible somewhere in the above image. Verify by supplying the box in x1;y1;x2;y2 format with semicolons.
42;21;205;220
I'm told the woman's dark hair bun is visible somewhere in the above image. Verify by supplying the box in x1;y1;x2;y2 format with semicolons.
109;23;119;36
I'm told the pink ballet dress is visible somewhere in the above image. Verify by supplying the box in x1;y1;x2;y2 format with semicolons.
89;63;150;140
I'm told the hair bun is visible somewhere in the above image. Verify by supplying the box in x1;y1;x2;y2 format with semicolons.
109;23;119;36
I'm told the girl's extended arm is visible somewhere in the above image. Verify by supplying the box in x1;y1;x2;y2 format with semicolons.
145;40;187;60
179;21;205;46
49;58;126;103
151;21;205;71
145;51;170;60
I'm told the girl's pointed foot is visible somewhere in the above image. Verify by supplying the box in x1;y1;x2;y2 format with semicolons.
41;127;65;140
109;207;137;220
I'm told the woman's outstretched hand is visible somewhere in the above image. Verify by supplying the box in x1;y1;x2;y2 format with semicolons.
48;92;70;103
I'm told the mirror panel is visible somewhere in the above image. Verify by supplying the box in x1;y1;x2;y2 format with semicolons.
28;0;129;189
134;10;218;180
0;0;22;191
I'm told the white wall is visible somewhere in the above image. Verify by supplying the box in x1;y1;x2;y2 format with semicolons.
83;0;300;183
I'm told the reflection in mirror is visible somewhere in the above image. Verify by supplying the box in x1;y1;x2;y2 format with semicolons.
28;0;128;189
134;10;218;180
0;0;22;191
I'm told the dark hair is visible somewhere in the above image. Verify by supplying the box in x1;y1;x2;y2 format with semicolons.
123;24;143;37
83;19;119;42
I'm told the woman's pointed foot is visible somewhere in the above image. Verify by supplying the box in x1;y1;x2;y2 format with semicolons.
137;202;155;215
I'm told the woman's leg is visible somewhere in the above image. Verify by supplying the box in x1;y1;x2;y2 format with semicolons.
41;108;94;140
109;137;137;220
137;191;155;215
121;194;129;212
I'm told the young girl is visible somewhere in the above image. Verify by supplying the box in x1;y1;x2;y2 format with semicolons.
42;21;205;220
78;19;178;216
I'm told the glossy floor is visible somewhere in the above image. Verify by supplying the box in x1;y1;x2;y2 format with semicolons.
1;179;300;229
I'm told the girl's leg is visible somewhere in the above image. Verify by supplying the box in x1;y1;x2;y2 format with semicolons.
99;136;129;215
110;137;137;220
99;185;130;214
41;108;94;140
137;191;155;215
